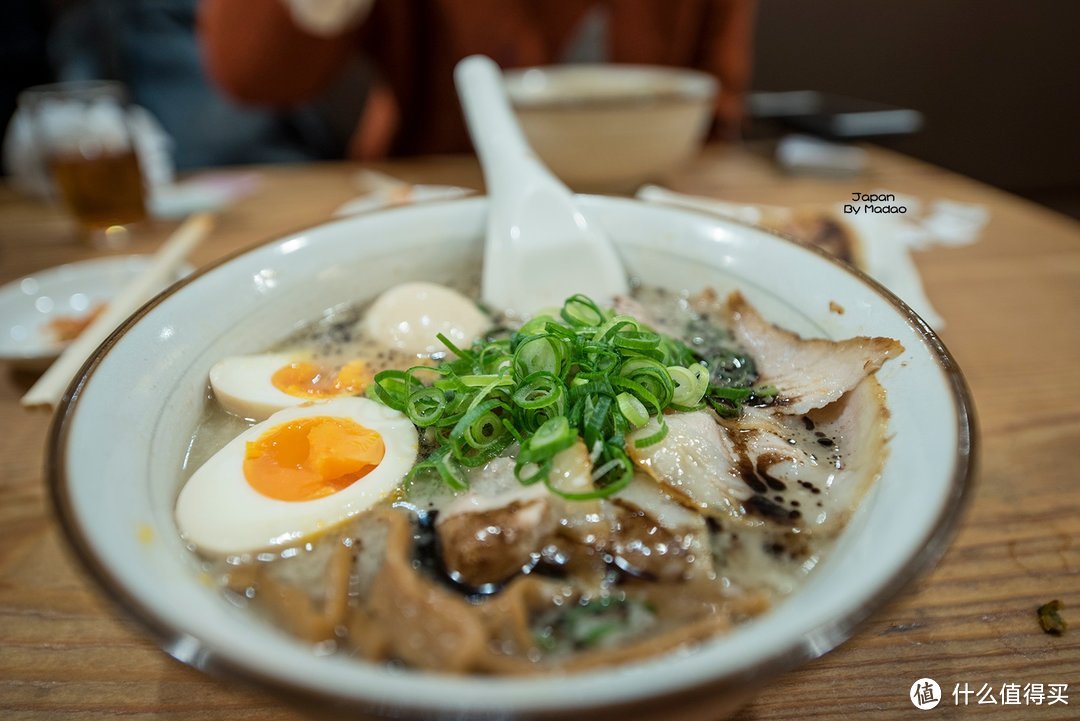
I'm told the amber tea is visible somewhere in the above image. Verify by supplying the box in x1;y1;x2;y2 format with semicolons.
51;149;146;230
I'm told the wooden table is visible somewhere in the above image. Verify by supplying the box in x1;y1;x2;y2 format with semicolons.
1;145;1078;720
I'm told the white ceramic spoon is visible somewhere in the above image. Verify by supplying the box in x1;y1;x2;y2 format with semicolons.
454;55;629;316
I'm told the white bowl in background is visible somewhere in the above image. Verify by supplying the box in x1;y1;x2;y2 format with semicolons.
504;65;717;192
49;197;975;720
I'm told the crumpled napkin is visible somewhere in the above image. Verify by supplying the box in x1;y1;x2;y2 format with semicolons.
636;185;989;328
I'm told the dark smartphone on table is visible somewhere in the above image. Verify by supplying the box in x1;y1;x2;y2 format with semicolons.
748;91;924;138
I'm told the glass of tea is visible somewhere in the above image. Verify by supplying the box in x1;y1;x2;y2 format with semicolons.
19;80;148;247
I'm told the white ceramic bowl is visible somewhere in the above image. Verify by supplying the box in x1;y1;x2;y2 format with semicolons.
49;197;975;720
504;65;717;192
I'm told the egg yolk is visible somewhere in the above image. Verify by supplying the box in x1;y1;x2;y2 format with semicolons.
243;416;385;501
271;360;372;399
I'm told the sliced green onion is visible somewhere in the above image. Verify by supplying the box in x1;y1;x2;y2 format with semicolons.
515;458;551;486
612;329;661;352
709;386;755;401
370;369;410;410
542;321;577;341
592;315;639;343
466;374;510;413
579;344;621;374
560;294;605;327
569;378;614;401
412;448;469;491
753;384;778;399
512;371;565;409
632;415;669;448
404;386;447;426
501;417;526;444
616;392;649;428
519;313;558;335
546;443;633;500
610;375;660;410
457;373;513;388
373;292;765;500
513;335;566;379
449;398;506;447
465;407;505;446
436;332;472;361
582;395;612;450
669;363;709;408
618;357;674;409
525;416;575;459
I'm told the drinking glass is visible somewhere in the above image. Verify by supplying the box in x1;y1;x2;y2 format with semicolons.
18;80;148;247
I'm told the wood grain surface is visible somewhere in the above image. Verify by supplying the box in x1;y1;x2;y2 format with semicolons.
1;144;1077;720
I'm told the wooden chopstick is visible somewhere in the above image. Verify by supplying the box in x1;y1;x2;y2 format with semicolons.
21;213;215;410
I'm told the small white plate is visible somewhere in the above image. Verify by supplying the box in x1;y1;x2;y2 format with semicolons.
0;255;192;370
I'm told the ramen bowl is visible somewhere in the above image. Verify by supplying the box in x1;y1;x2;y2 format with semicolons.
49;196;974;720
504;65;717;192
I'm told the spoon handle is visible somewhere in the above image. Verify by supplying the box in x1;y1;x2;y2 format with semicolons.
454;55;561;193
454;54;628;313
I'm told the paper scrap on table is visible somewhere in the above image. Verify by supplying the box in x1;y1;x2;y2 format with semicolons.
333;170;473;217
636;185;990;328
149;172;263;219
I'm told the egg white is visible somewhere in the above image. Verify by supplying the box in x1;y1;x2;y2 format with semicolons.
209;353;323;421
175;397;417;555
364;281;489;356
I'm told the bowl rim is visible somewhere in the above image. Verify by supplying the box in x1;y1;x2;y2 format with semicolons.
46;195;977;715
503;63;718;109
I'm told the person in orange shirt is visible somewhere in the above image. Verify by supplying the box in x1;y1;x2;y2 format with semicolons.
198;0;756;160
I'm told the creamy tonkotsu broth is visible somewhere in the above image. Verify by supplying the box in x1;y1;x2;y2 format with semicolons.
178;282;901;673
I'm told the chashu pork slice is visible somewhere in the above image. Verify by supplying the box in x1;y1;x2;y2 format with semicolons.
436;457;554;588
719;375;890;535
627;410;752;523
627;379;890;536
694;289;903;415
436;442;609;588
609;473;714;580
797;376;891;531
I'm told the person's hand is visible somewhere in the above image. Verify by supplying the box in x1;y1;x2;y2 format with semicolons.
281;0;374;36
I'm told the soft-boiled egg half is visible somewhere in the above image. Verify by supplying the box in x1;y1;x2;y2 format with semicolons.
210;353;372;421
176;398;417;555
364;281;489;356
